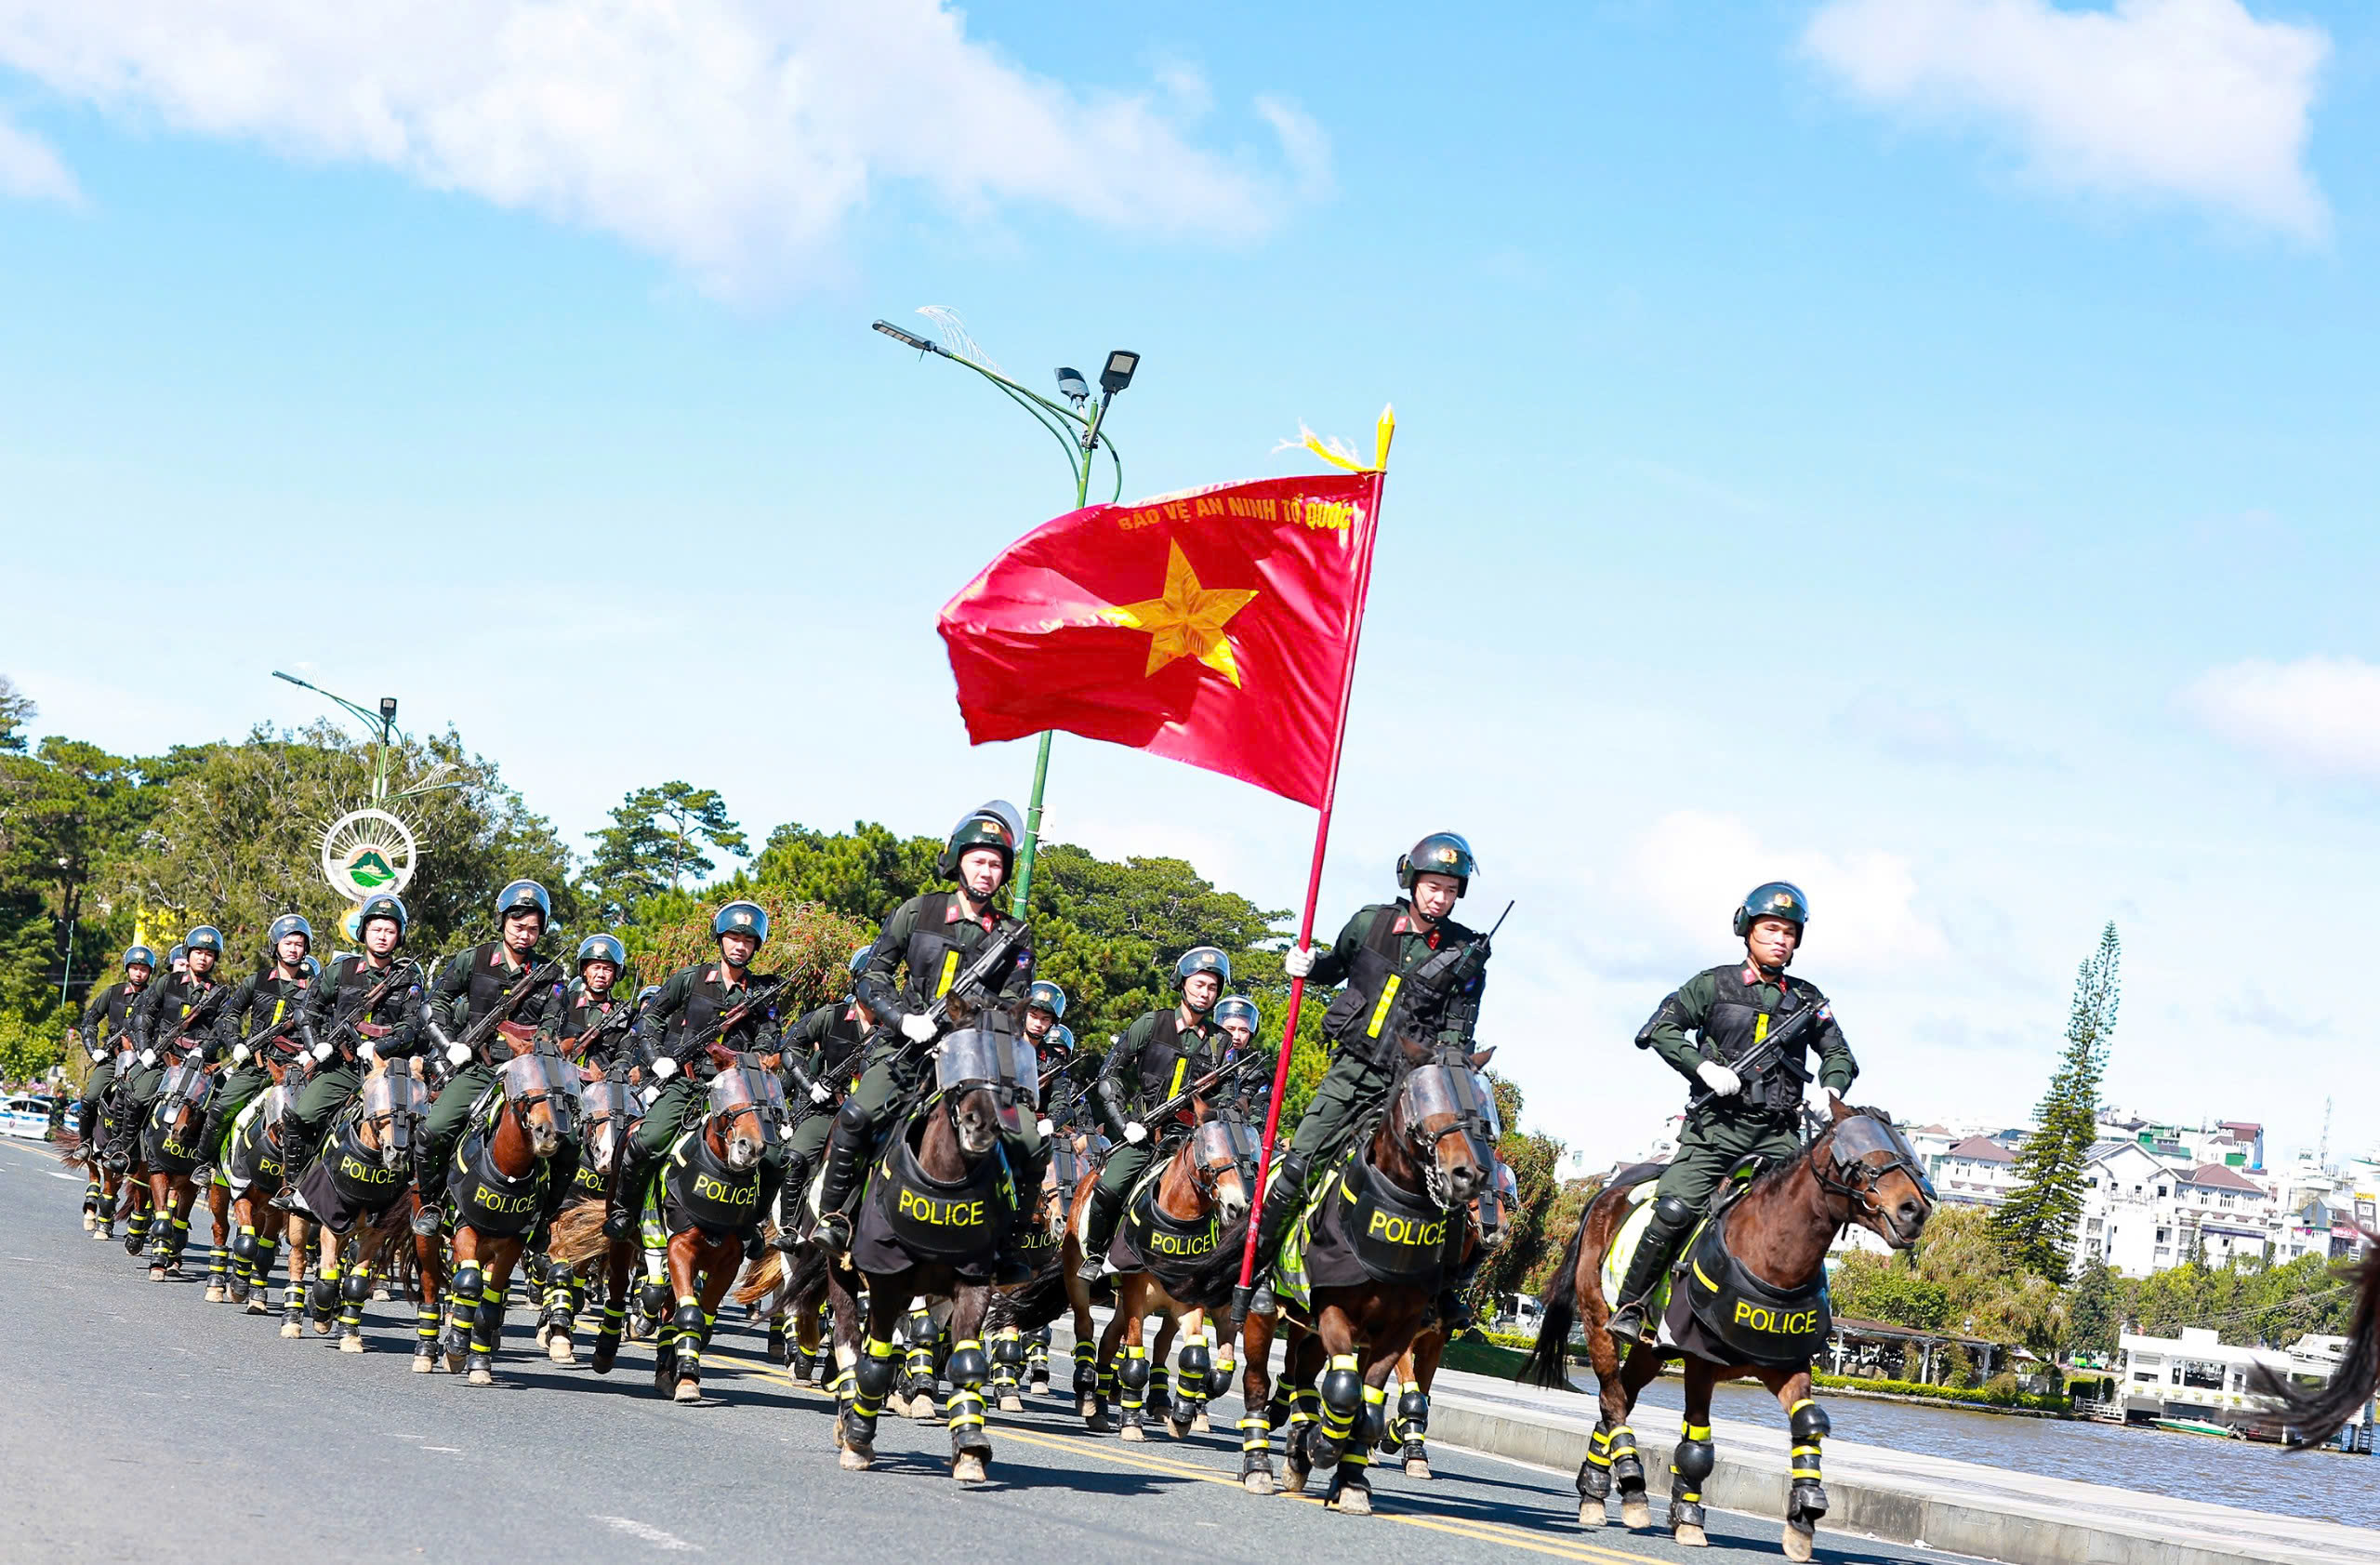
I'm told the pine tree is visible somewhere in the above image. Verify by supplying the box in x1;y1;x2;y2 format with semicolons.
1990;922;2121;1281
587;782;749;917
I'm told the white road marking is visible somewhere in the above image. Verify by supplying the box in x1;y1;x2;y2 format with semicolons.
590;1515;702;1552
421;1446;461;1453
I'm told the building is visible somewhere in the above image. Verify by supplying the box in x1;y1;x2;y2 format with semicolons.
2077;1141;2174;1275
1934;1134;2019;1208
2117;1326;2366;1438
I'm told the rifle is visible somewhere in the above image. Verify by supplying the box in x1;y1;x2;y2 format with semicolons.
691;973;796;1072
157;984;233;1062
233;1001;307;1061
310;960;419;1066
884;920;1030;1073
1140;1046;1269;1129
434;960;566;1065
1686;996;1828;1113
569;993;640;1068
1370;899;1512;1053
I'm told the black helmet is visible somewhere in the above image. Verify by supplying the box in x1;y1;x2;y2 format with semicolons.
1733;882;1810;938
1175;947;1230;1007
496;879;551;928
357;894;409;936
185;925;225;956
937;800;1024;881
1397;832;1477;895
1214;995;1260;1033
576;933;627;970
712;901;769;944
267;913;313;948
123;945;157;971
1025;980;1067;1019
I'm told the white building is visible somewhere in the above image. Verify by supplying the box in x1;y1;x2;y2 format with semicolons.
2077;1141;2174;1276
2118;1326;2366;1436
1934;1134;2019;1208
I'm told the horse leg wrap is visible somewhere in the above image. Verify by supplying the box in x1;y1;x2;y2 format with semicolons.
1606;1424;1645;1492
1147;1364;1171;1416
1788;1398;1829;1525
1239;1414;1273;1465
340;1267;372;1332
946;1337;990;1455
1578;1421;1616;1501
310;1267;340;1321
636;1279;671;1326
1357;1381;1388;1452
1270;1385;1300;1431
1071;1339;1097;1397
671;1301;706;1382
1178;1342;1212;1403
1096;1362;1117;1402
231;1227;258;1267
416;1304;441;1355
1117;1344;1150;1415
988;1328;1023;1386
1669;1422;1715;1532
474;1282;507;1357
1028;1328;1051;1378
852;1335;898;1421
1395;1387;1431;1444
946;1337;991;1388
1316;1353;1362;1452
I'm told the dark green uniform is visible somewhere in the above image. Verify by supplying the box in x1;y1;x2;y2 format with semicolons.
280;953;426;1191
201;968;310;1160
537;979;635;1073
73;978;147;1145
422;942;566;1179
1082;1005;1225;1257
1637;962;1858;1209
115;972;229;1150
1282;899;1488;1180
784;1001;872;1166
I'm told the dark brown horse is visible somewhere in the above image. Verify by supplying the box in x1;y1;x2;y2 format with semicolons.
136;1064;217;1281
2248;1233;2380;1445
1382;1157;1519;1479
293;1068;448;1368
437;1053;580;1386
1521;1097;1933;1559
1189;1042;1496;1517
218;1068;298;1313
826;1051;1023;1482
537;1069;630;1366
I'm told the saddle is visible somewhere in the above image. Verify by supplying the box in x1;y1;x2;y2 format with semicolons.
1602;1159;1832;1365
1271;1145;1450;1312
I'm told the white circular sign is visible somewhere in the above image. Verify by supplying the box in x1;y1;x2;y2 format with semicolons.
321;807;418;900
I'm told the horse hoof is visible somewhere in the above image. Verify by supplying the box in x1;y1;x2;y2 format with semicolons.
1782;1524;1816;1563
1620;1499;1654;1531
1084;1413;1113;1434
1078;1397;1099;1419
674;1380;700;1403
280;1320;302;1340
340;1334;366;1354
953;1452;989;1484
1118;1424;1144;1443
445;1351;466;1374
1330;1486;1373;1517
1192;1412;1211;1435
1405;1458;1433;1479
469;1367;494;1387
1168;1418;1193;1440
913;1399;939;1426
82;1211;97;1231
548;1334;575;1364
534;1322;551;1347
1673;1524;1708;1548
205;1286;227;1304
246;1298;270;1317
998;1392;1025;1413
840;1447;872;1471
413;1355;436;1374
372;1287;390;1303
1283;1470;1309;1496
149;1267;166;1281
1577;1501;1606;1529
1244;1471;1275;1497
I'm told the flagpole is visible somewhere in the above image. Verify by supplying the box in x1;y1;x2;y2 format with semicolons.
1231;408;1395;1327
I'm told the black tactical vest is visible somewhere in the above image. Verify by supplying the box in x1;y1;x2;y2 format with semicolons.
815;1010;869;1082
1679;1215;1832;1366
322;955;418;1058
1317;904;1482;1061
555;988;628;1062
1125;1011;1223;1118
448;1121;548;1238
325;1121;409;1213
1123;1166;1223;1271
148;973;223;1056
665;965;775;1077
452;943;555;1064
872;1121;1011;1263
1693;965;1818;1116
231;974;309;1060
92;981;145;1047
896;893;1028;1010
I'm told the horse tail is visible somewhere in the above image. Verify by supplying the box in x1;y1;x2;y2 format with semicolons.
2249;1239;2380;1445
734;1251;786;1310
987;1266;1071;1335
547;1202;613;1269
1520;1200;1593;1391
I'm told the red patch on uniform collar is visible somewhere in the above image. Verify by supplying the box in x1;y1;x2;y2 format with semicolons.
1391;914;1411;935
1739;965;1761;986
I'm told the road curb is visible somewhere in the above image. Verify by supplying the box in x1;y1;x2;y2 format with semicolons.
1429;1393;2347;1565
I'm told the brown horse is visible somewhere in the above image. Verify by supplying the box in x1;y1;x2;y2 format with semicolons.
1520;1098;1933;1559
984;1131;1090;1412
1382;1157;1519;1479
1190;1042;1496;1517
135;1064;217;1281
2247;1233;2380;1445
436;1053;581;1386
216;1070;298;1311
537;1070;631;1366
1068;1107;1255;1441
291;1068;448;1368
826;1047;1025;1482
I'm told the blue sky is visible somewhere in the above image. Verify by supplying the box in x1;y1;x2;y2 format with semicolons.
7;1;2378;1171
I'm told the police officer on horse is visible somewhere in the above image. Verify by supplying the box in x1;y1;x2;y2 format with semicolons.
71;945;154;1153
199;914;314;1161
111;925;231;1166
814;802;1042;1284
604;900;787;1255
1605;882;1859;1345
776;946;882;1243
418;881;566;1227
541;934;635;1071
1078;948;1232;1282
275;895;426;1207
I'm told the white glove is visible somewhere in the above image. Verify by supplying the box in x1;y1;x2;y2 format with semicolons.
1037;1117;1053;1137
443;1041;469;1068
139;1049;156;1068
900;1013;937;1043
652;1056;679;1081
1283;945;1316;978
808;1081;833;1106
1695;1061;1742;1097
231;1044;251;1066
311;1041;333;1063
359;1041;377;1065
1124;1121;1148;1145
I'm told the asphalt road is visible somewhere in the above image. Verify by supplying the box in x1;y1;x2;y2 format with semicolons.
0;1136;1971;1565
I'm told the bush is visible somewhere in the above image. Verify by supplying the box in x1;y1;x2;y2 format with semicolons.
1811;1370;2068;1412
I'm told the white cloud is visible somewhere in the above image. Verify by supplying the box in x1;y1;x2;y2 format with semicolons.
1804;0;2329;239
0;2;1325;296
1625;809;1948;973
2183;655;2380;778
0;111;76;203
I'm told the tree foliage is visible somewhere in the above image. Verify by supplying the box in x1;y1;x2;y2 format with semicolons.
1833;1205;2069;1356
1474;1070;1568;1305
0;675;32;752
618;888;872;1019
587;781;749;915
1991;922;2121;1281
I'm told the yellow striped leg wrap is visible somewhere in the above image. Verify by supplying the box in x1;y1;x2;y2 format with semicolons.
1288;1387;1319;1429
1585;1426;1614;1468
853;1335;896;1418
1121;1345;1148;1412
1342;1382;1385;1469
1318;1354;1360;1442
946;1386;987;1431
470;1283;502;1352
1239;1415;1271;1453
416;1305;441;1345
340;1267;371;1331
1673;1420;1712;1503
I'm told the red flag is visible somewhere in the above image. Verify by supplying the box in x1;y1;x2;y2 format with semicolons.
937;471;1383;808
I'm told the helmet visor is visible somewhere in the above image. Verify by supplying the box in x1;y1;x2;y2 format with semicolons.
1400;1064;1498;1165
1192;1119;1261;1181
159;1063;214;1108
936;1027;1032;1134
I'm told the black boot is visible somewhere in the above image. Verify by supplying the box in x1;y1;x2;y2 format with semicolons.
1606;1195;1696;1346
1077;1184;1123;1284
772;1155;813;1252
271;1129;319;1212
76;1101;99;1147
604;1141;655;1241
813;1114;870;1256
411;1144;445;1237
1244;1153;1308;1314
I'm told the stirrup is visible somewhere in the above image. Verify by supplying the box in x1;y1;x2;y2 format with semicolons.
814;1211;852;1256
410;1201;442;1237
1077;1251;1108;1285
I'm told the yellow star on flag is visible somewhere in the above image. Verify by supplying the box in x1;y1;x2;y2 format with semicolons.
1100;540;1260;687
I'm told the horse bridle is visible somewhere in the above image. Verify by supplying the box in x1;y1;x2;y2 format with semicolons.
1395;1058;1496;1210
1811;1110;1933;1242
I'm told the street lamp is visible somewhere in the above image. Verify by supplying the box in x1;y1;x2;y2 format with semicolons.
871;314;1143;916
272;671;459;804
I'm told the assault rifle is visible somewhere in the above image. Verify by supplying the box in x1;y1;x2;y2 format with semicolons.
309;960;420;1067
1370;899;1512;1054
232;1003;307;1063
1141;1046;1271;1130
431;960;565;1066
690;973;796;1072
155;984;233;1063
884;919;1031;1073
570;994;641;1071
1687;997;1827;1113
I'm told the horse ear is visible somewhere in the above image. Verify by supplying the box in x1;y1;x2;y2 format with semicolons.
1467;1047;1496;1069
1828;1094;1854;1123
